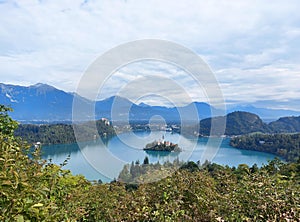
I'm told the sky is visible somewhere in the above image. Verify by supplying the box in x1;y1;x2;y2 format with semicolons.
0;0;300;110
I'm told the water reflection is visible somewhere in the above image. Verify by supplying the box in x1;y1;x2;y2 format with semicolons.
145;150;180;158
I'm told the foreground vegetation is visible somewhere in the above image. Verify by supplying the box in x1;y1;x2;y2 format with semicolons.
1;105;300;221
230;133;300;162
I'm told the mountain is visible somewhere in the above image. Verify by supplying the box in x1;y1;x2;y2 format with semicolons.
200;111;270;136
95;95;137;120
138;102;151;107
228;104;300;122
0;83;76;121
179;102;221;119
2;83;300;128
200;111;300;136
0;83;217;123
269;116;300;133
225;111;270;135
96;97;216;122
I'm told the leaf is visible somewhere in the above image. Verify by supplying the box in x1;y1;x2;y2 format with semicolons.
15;215;24;222
2;180;12;186
20;182;29;187
32;203;44;208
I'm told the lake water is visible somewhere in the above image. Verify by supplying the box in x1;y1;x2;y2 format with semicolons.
41;131;277;182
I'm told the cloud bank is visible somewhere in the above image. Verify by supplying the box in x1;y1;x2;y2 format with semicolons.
0;0;299;109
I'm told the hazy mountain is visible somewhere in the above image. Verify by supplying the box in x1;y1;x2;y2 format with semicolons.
0;83;218;123
97;97;216;122
2;83;300;127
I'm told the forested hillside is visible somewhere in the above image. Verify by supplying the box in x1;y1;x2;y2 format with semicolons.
269;116;300;133
230;133;300;162
14;119;115;145
200;111;300;136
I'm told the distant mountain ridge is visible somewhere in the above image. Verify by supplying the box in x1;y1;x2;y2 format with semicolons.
0;83;217;122
1;83;300;125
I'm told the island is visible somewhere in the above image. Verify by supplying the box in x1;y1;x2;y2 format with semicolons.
143;137;181;152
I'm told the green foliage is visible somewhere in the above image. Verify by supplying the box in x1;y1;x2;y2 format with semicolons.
209;161;300;221
230;133;300;162
179;161;200;172
0;105;18;137
0;131;92;221
14;119;116;145
0;105;91;221
118;159;183;184
15;124;76;145
88;160;299;221
1;105;299;221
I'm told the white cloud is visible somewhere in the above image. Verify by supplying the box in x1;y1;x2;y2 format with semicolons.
0;0;299;109
216;64;300;108
98;61;209;106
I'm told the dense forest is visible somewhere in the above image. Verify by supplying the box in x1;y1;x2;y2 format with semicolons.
14;119;116;145
1;105;300;220
230;133;300;162
199;111;300;136
269;116;300;133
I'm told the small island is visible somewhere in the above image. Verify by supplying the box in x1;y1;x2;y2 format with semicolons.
143;136;181;152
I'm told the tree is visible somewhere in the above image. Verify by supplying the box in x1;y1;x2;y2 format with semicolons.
143;156;149;165
0;105;18;137
180;161;199;172
0;104;91;220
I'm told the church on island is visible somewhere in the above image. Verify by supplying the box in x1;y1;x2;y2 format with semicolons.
143;135;181;152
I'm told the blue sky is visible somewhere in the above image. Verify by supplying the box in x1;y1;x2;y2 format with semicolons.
0;0;300;110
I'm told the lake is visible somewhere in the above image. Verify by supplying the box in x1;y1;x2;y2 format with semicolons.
41;131;277;182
